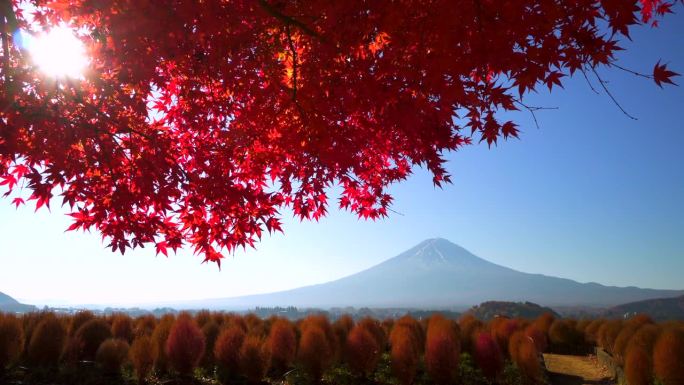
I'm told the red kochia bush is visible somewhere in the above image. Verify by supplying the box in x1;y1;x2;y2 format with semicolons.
346;324;381;378
28;313;66;367
268;318;297;375
474;331;504;380
0;314;24;371
390;324;420;385
240;335;271;384
201;320;221;369
214;325;246;376
134;315;157;338
395;315;424;354
332;315;354;356
151;314;175;373
625;345;652;385
69;311;95;336
524;325;548;353
165;314;205;376
297;325;333;382
459;315;483;355
111;314;134;342
74;318;112;360
509;331;541;382
425;316;460;385
598;320;623;353
653;328;684;385
96;338;130;374
129;336;154;384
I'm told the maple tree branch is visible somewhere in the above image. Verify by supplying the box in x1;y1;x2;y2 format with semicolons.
579;67;600;95
590;66;638;120
610;62;654;80
258;0;319;38
513;99;558;129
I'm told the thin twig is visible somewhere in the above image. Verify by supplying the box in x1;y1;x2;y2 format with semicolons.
610;62;653;80
513;98;558;129
580;67;600;95
590;66;638;120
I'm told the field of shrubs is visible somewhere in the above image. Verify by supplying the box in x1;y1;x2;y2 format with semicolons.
0;310;682;385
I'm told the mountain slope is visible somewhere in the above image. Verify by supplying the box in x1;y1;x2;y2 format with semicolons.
183;239;684;309
604;295;684;320
0;291;37;313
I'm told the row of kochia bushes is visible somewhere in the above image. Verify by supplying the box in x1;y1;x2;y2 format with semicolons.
0;311;682;385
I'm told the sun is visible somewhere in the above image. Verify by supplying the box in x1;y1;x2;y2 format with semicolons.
23;26;88;78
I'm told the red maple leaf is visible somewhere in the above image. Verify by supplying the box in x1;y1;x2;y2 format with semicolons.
653;60;679;88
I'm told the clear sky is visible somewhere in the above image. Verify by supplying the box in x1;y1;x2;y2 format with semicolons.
1;13;683;307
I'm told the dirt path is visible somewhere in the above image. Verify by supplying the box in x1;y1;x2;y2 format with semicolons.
543;353;615;385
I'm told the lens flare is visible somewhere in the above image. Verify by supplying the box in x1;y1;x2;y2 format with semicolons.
24;26;88;78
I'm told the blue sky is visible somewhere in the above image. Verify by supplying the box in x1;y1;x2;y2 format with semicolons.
1;13;683;306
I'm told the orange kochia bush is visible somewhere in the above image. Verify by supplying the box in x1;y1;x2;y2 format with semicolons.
390;323;420;385
74;318;112;360
268;318;297;375
129;335;154;384
215;324;246;376
653;327;684;385
240;335;271;384
425;316;460;385
297;324;333;382
27;313;66;367
0;314;24;371
165;314;205;376
346;324;381;378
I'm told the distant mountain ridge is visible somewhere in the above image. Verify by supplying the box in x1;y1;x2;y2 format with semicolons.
0;291;37;313
604;295;684;321
177;238;684;309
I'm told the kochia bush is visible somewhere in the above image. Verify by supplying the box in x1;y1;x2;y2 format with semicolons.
625;345;653;385
425;316;460;385
111;313;134;342
240;335;271;384
214;325;246;377
165;314;205;376
473;331;504;380
390;324;420;385
268;318;297;376
27;313;66;367
74;318;112;360
653;327;684;385
0;314;24;372
129;335;154;384
345;324;381;378
96;338;129;374
297;325;333;382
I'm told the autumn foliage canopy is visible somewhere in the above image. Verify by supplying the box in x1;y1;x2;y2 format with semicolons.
0;0;679;263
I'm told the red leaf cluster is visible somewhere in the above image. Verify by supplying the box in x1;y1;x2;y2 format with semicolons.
0;0;678;263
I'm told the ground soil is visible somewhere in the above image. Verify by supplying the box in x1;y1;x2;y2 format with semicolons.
543;353;615;385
